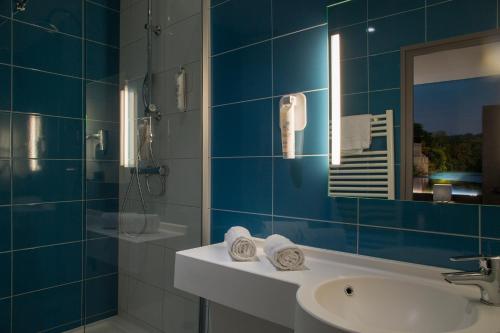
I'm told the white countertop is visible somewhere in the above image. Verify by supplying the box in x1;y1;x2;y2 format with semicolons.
174;239;500;332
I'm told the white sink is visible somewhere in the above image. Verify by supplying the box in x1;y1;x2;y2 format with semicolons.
175;241;500;333
310;276;478;333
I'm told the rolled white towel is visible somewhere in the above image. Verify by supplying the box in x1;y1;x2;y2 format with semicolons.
264;234;305;271
224;226;256;261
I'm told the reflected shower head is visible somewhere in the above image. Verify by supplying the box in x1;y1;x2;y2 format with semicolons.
16;0;28;12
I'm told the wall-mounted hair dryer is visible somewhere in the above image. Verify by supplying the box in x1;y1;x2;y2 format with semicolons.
280;93;307;159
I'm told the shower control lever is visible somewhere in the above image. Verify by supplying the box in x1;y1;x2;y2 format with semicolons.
86;129;107;152
145;23;162;36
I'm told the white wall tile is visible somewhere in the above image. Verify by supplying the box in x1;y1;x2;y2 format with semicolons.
155;14;202;73
152;61;201;115
209;303;293;333
162;292;199;333
120;0;148;47
156;0;201;28
127;278;164;330
128;242;167;289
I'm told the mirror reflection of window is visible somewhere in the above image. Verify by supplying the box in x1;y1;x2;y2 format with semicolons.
412;41;500;204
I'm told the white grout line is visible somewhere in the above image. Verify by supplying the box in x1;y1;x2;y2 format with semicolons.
271;0;275;236
12;18;119;49
9;7;13;330
358;223;481;239
85;0;120;13
479;206;482;254
211;23;326;58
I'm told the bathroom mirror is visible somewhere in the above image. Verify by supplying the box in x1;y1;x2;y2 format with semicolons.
327;2;500;206
402;31;500;205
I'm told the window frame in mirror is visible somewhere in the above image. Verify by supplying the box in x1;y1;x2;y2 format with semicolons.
401;29;500;201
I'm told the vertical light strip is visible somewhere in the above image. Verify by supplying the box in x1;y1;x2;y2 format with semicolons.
120;84;137;168
330;34;341;165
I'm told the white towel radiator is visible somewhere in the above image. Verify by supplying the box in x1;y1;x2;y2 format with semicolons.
329;109;395;199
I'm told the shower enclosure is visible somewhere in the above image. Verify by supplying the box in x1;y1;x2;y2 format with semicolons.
0;0;202;332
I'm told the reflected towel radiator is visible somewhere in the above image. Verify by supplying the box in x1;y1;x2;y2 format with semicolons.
329;109;395;199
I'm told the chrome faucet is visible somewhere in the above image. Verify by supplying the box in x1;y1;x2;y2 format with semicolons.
442;255;500;306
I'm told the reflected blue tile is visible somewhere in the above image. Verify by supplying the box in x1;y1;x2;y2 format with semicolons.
86;237;118;278
86;161;119;200
273;90;329;156
482;206;500;239
86;199;119;239
0;160;10;205
0;64;11;110
368;9;424;54
427;0;497;41
369;51;400;90
0;0;10;17
13;159;82;204
91;0;120;10
212;99;272;157
328;0;367;29
367;0;424;19
14;21;82;77
0;298;10;333
0;17;10;63
13;202;83;249
274;0;330;36
86;120;119;161
274;25;328;95
212;41;271;106
482;239;500;256
0;253;10;298
274;218;357;253
211;0;271;55
342;57;368;94
343;93;368;116
85;274;117;318
86;41;119;83
86;80;119;122
212;158;272;214
369;89;400;126
274;156;358;222
13;0;82;36
332;22;367;60
12;282;81;332
12;113;83;159
0;112;10;158
13;67;83;118
0;206;10;252
86;2;119;47
13;242;82;294
394;126;400;164
359;226;478;269
211;210;272;243
359;199;479;235
44;321;82;333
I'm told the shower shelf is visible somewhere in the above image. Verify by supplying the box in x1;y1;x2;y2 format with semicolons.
87;222;187;244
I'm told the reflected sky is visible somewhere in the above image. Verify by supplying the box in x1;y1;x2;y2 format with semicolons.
414;75;500;135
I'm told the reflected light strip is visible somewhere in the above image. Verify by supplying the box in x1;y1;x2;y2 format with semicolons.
28;115;41;172
330;34;341;165
120;83;137;168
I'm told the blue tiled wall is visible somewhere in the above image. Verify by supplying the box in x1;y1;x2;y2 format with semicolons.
0;0;119;331
210;0;500;270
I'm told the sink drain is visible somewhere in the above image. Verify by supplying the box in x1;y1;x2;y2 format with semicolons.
344;285;354;297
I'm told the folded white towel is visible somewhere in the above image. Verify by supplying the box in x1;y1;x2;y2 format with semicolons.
341;114;372;154
224;226;256;261
264;234;305;271
119;213;160;234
